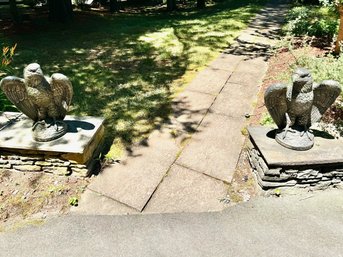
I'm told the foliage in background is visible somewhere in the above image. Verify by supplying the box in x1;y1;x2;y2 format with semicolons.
319;0;343;6
284;5;338;38
0;44;17;112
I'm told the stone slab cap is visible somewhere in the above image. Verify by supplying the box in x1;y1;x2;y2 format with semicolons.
0;112;105;164
248;126;343;167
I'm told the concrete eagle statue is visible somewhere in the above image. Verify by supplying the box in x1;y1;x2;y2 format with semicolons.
0;63;73;142
264;67;341;150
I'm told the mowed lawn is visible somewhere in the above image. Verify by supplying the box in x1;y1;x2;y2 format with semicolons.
1;0;266;158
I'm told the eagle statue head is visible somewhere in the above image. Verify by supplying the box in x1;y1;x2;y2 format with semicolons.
292;67;313;93
24;63;44;87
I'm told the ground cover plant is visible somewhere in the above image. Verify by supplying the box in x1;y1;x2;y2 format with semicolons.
0;0;266;159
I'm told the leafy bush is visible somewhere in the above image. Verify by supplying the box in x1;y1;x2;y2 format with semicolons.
284;6;338;38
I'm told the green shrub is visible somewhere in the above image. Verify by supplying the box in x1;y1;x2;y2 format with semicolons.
294;50;343;92
284;6;338;38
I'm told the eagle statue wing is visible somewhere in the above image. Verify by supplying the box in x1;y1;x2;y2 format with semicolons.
50;73;73;118
311;80;342;124
264;83;288;129
0;76;39;121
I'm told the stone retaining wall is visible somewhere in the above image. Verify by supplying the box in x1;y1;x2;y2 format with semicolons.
0;153;89;177
248;146;343;190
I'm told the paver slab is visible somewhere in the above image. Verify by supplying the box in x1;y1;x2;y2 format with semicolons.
227;57;267;87
208;54;243;72
210;83;260;118
144;164;227;213
170;90;216;133
89;128;180;211
176;113;246;183
71;190;138;215
185;68;232;95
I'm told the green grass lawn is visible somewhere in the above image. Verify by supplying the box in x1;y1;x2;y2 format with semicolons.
1;0;266;158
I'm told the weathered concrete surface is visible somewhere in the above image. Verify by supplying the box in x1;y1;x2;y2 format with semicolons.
170;90;216;133
248;126;343;166
1;189;343;257
88;128;179;211
144;164;227;213
208;54;244;72
0;112;105;164
185;68;232;95
177;113;245;183
226;57;268;87
71;190;138;215
211;83;259;118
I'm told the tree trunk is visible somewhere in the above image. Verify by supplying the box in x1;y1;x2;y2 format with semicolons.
197;0;205;9
110;0;119;13
335;4;343;54
167;0;176;11
9;0;21;23
48;0;73;23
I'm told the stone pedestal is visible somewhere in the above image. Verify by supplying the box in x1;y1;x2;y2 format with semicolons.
0;112;105;177
247;126;343;190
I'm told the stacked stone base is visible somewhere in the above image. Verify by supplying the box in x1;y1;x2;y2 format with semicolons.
0;112;105;178
0;152;94;177
248;146;343;190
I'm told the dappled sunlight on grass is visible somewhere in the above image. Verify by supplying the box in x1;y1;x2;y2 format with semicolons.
1;0;266;158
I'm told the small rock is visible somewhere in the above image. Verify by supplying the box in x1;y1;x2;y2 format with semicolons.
334;182;343;190
46;158;65;163
70;164;87;169
71;167;89;177
53;161;71;167
332;178;341;184
13;165;41;172
0;164;11;169
312;181;332;191
242;175;248;182
35;161;53;166
20;156;44;161
0;160;9;164
9;160;34;165
43;167;71;176
8;156;20;160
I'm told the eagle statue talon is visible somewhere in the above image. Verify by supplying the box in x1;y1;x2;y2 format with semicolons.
300;127;313;140
282;127;296;140
0;63;73;142
265;68;341;151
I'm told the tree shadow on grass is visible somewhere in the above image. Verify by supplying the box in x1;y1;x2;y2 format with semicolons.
1;0;266;156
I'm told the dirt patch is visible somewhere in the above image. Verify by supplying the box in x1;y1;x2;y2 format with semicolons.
0;170;90;232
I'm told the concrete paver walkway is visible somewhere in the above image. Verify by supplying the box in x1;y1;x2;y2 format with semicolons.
72;0;289;215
